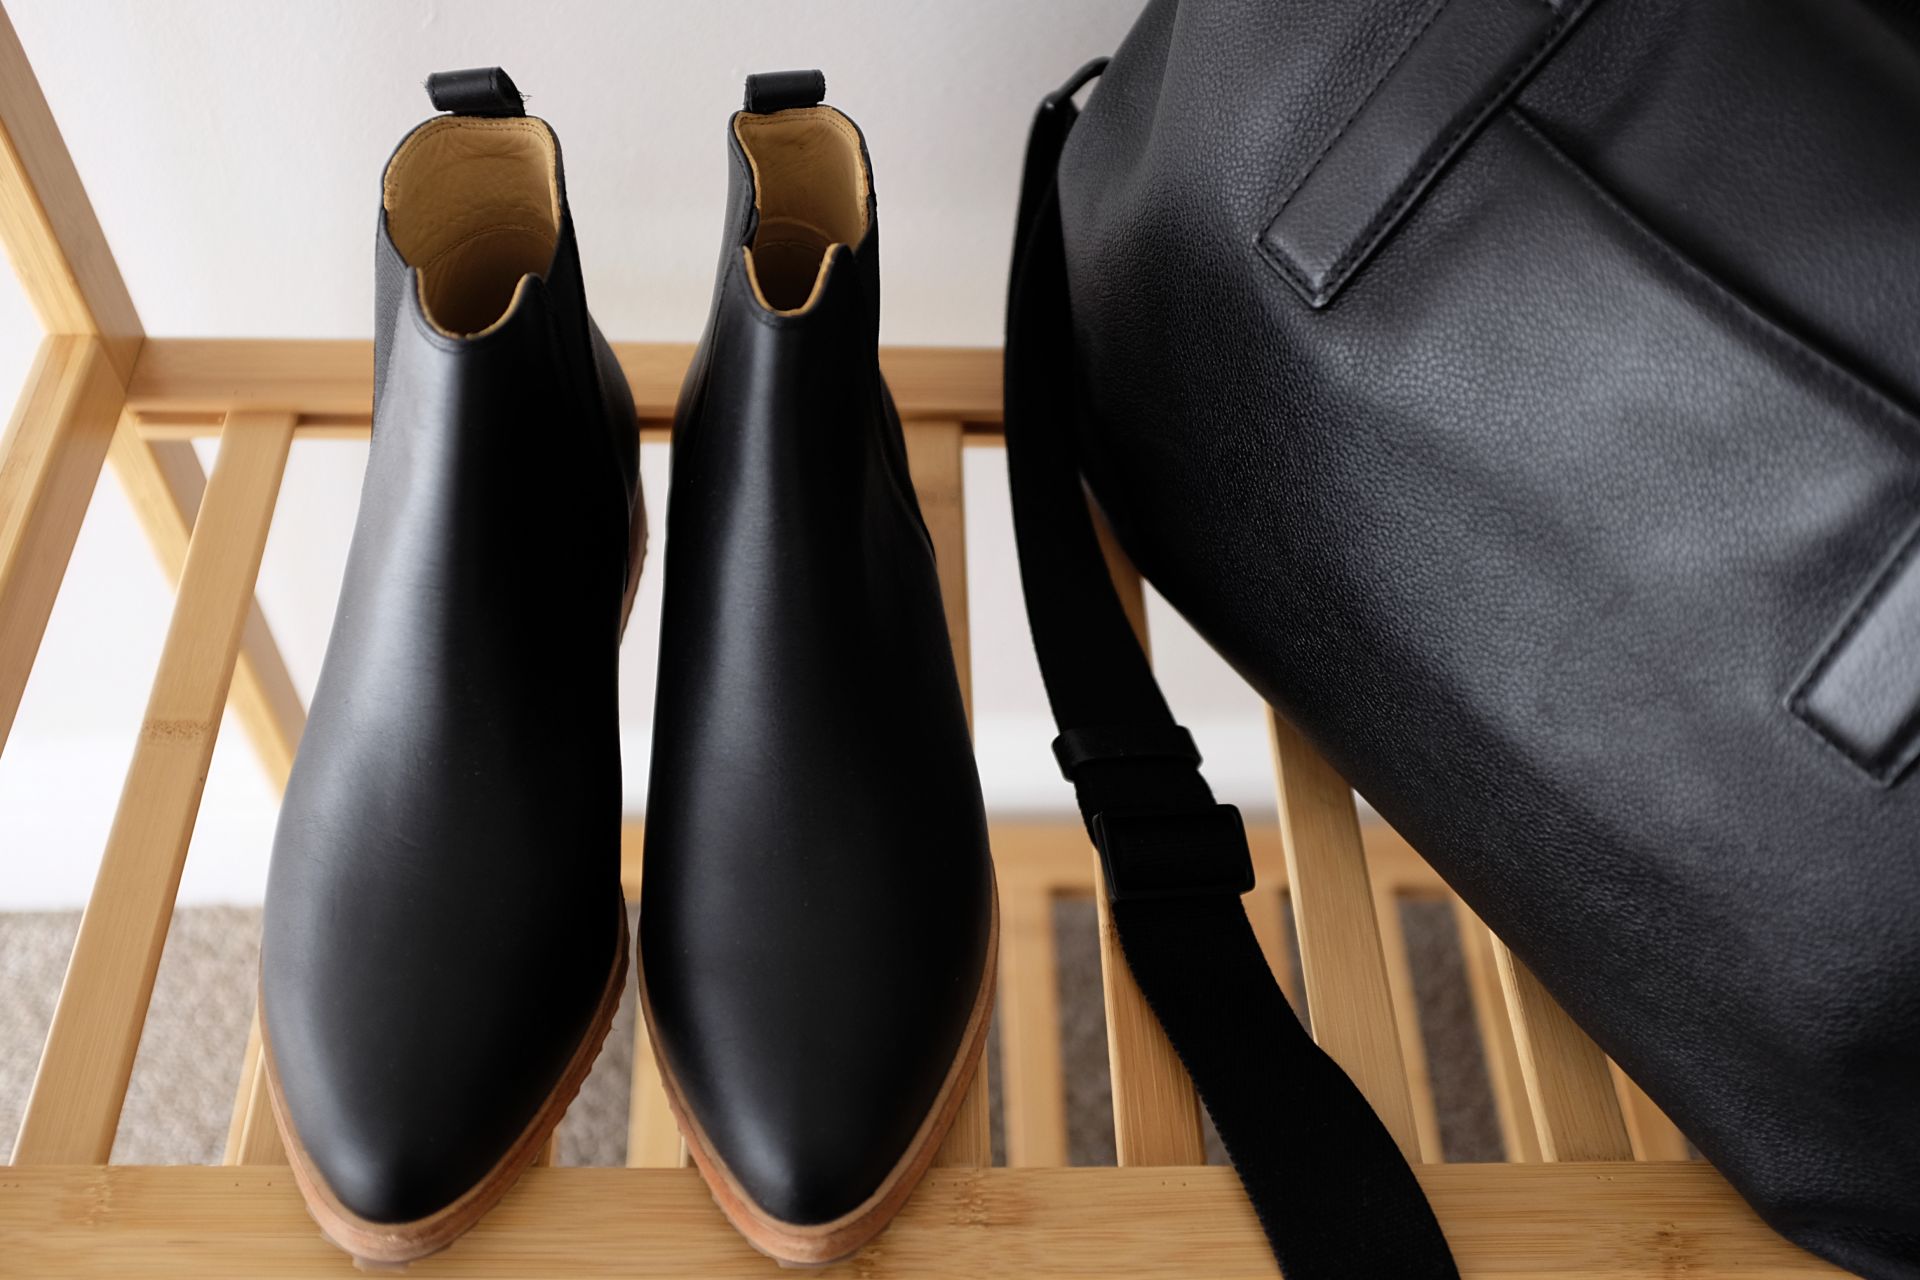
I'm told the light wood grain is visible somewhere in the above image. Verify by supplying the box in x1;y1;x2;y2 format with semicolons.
108;422;306;789
904;415;991;1169
12;413;293;1163
1453;901;1542;1163
122;339;1003;435
902;419;971;710
1492;941;1633;1162
1613;1063;1692;1162
221;1010;263;1166
627;1018;689;1170
1086;508;1207;1166
1375;882;1445;1162
0;1164;1838;1278
1241;885;1299;1013
0;6;142;379
998;882;1068;1167
620;824;686;1170
219;1001;291;1169
230;1048;287;1166
1268;709;1422;1162
0;333;121;753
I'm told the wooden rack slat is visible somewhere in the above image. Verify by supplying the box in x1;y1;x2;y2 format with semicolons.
1242;885;1297;1012
12;412;293;1163
1493;941;1634;1162
1453;899;1543;1162
998;881;1068;1167
621;828;687;1170
0;1164;1839;1278
1086;510;1208;1166
107;423;305;789
0;333;120;752
122;339;1003;434
1614;1065;1691;1162
1269;710;1423;1162
229;1048;286;1166
904;417;993;1169
1374;880;1445;1162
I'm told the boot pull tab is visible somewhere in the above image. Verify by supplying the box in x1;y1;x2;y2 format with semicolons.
743;69;825;113
425;67;526;117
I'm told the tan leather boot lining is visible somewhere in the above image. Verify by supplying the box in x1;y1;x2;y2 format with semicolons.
733;107;870;314
383;117;561;336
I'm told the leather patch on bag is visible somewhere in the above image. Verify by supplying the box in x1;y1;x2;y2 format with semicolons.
1791;521;1920;786
1259;0;1598;308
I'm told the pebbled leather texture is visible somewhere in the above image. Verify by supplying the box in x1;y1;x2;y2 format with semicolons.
639;100;994;1229
260;99;641;1226
1052;1;1920;1276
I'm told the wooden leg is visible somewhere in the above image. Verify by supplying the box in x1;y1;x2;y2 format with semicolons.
0;334;121;755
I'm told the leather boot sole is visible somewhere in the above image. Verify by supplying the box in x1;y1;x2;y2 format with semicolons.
262;907;630;1267
638;878;1000;1267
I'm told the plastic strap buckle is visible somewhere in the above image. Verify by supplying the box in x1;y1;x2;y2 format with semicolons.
1091;805;1255;902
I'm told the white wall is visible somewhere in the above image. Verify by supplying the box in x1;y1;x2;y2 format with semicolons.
0;0;1277;908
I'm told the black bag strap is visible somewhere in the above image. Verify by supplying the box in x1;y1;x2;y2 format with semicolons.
1004;60;1460;1280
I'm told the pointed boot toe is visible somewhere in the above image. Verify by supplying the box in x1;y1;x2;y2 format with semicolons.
260;67;644;1265
639;71;997;1266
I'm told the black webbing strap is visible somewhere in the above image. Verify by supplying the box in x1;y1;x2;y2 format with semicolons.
1004;61;1459;1280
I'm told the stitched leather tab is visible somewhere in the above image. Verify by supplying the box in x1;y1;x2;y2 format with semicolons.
1791;522;1920;786
425;67;525;117
1259;0;1597;308
744;69;826;114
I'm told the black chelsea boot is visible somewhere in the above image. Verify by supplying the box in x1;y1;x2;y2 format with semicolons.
637;71;998;1265
259;68;644;1265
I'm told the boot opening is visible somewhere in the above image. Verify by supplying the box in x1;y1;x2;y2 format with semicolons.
383;117;561;336
734;107;870;314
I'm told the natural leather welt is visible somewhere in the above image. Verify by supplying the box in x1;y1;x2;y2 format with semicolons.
733;107;869;312
382;116;560;335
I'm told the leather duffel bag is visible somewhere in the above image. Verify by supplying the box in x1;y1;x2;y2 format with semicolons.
1004;3;1920;1277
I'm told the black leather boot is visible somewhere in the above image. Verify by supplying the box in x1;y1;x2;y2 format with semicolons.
259;68;643;1265
638;71;998;1266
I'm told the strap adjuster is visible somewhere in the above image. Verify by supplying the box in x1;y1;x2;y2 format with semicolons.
1091;804;1255;902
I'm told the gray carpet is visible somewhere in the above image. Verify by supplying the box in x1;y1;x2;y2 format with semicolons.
0;898;1503;1166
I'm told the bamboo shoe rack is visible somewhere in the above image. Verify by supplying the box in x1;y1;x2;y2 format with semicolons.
0;9;1844;1277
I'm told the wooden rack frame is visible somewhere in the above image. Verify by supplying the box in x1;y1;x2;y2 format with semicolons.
0;10;1838;1276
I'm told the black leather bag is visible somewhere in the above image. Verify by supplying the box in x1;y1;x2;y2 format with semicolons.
1005;2;1920;1277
